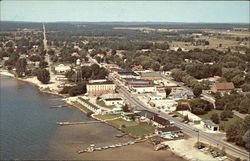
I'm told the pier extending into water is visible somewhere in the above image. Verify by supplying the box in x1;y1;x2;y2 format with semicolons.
57;121;104;126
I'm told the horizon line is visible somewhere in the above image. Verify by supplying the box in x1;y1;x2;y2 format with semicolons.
1;20;249;24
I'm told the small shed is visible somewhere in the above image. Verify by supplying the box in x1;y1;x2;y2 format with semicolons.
201;120;219;131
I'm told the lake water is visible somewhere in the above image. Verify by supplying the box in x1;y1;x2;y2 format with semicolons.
0;75;96;159
0;75;184;160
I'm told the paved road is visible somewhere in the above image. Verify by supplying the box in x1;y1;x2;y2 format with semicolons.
88;53;249;159
110;75;249;159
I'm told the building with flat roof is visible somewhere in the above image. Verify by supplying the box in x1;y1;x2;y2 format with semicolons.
87;80;116;96
140;72;162;80
201;120;219;131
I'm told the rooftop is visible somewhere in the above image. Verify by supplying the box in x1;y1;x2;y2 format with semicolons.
202;120;219;127
213;82;235;90
140;72;161;77
87;80;115;85
158;125;181;132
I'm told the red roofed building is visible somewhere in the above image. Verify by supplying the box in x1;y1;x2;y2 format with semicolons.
211;82;235;93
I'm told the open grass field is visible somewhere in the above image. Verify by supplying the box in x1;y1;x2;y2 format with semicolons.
122;124;155;137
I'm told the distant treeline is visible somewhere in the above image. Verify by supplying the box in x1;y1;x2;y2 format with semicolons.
0;21;249;31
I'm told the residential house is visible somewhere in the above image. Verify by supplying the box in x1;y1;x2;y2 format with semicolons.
211;82;235;93
54;64;71;74
121;113;140;121
156;125;182;136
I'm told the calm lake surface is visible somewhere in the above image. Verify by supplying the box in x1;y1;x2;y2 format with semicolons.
0;75;94;159
0;75;184;160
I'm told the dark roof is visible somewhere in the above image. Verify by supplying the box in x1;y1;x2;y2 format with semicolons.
153;116;170;126
88;81;115;85
213;82;235;90
136;110;158;119
104;98;122;101
118;71;139;76
158;125;181;132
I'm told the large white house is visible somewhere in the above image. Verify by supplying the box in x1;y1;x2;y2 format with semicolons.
54;64;71;74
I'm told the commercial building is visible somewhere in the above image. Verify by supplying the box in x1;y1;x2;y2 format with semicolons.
87;79;116;96
140;72;162;81
132;85;157;94
103;98;124;106
149;99;178;112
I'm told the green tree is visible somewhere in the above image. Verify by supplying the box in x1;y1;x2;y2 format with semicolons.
15;58;27;77
239;97;250;114
37;69;50;84
210;113;220;124
165;88;172;98
220;111;228;121
193;84;202;97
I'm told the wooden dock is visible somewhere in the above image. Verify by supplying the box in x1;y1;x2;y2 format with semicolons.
57;121;104;126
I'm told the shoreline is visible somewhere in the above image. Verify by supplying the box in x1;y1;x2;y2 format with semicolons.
0;70;185;160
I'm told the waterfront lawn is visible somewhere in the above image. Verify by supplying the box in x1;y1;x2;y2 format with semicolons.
96;99;115;109
122;124;155;137
198;110;242;130
94;114;121;120
106;118;138;128
73;102;93;114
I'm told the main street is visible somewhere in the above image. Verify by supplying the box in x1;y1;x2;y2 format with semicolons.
88;52;249;159
114;77;249;159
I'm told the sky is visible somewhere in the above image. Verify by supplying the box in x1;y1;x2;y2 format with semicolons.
1;1;249;23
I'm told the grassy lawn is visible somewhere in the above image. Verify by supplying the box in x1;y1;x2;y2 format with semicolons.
122;124;155;137
106;118;138;128
94;114;121;120
96;99;115;109
198;110;242;130
73;102;93;114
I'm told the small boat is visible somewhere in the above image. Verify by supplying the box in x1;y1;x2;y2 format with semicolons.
128;141;135;145
102;146;109;149
115;143;122;147
109;144;116;148
94;147;102;151
115;134;125;137
122;143;129;146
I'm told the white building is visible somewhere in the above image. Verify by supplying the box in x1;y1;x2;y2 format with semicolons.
149;99;178;112
132;86;156;94
201;120;219;131
54;64;71;74
103;98;124;106
178;111;202;122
